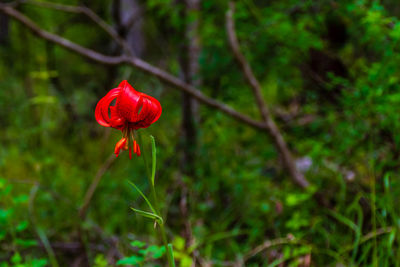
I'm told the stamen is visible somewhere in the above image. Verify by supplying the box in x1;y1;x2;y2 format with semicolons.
136;143;141;156
133;140;137;154
114;138;127;157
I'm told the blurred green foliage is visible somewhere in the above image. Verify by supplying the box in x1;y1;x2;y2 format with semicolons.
1;0;400;266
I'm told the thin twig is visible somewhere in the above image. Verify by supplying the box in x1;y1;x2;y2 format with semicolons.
243;235;296;262
226;2;309;188
23;0;133;55
341;227;394;253
79;153;116;219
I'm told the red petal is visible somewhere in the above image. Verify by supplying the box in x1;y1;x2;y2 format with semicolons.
95;88;121;127
109;80;162;130
145;95;162;124
115;80;142;122
130;95;161;129
137;97;150;122
110;106;125;130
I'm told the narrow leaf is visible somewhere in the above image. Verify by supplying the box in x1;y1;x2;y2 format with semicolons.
127;181;156;214
131;208;163;224
326;209;358;232
167;243;176;267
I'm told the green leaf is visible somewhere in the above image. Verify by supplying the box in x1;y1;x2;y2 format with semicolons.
131;208;163;225
167;244;176;267
0;209;12;223
15;238;38;248
130;240;146;248
139;245;165;259
13;194;29;204
30;95;57;105
326;209;358;232
16;220;29;232
173;236;185;250
116;255;144;266
0;178;6;189
11;253;22;264
127;181;156;214
31;259;48;267
94;254;108;267
0;230;6;241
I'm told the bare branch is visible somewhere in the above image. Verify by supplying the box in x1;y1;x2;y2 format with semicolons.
23;0;133;55
226;2;271;123
226;2;310;188
0;4;266;131
1;4;310;188
79;153;116;219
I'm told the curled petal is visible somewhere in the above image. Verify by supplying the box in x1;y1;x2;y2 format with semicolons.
116;80;142;121
130;96;144;123
95;88;121;127
130;95;162;129
115;81;161;128
97;81;162;132
110;106;125;130
145;95;162;124
137;97;150;122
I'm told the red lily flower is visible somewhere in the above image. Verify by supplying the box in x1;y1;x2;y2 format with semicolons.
95;80;161;159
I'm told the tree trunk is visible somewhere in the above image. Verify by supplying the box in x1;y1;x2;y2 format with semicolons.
0;13;9;45
180;0;201;176
178;0;201;251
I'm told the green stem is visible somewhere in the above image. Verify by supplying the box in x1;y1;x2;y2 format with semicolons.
149;167;174;267
160;221;175;267
139;133;175;267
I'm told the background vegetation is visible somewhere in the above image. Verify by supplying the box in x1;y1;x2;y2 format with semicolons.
1;0;400;266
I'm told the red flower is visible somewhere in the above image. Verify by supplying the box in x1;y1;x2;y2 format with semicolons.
95;80;162;159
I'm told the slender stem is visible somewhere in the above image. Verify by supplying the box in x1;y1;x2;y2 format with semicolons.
159;216;175;267
148;164;174;267
138;133;175;267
